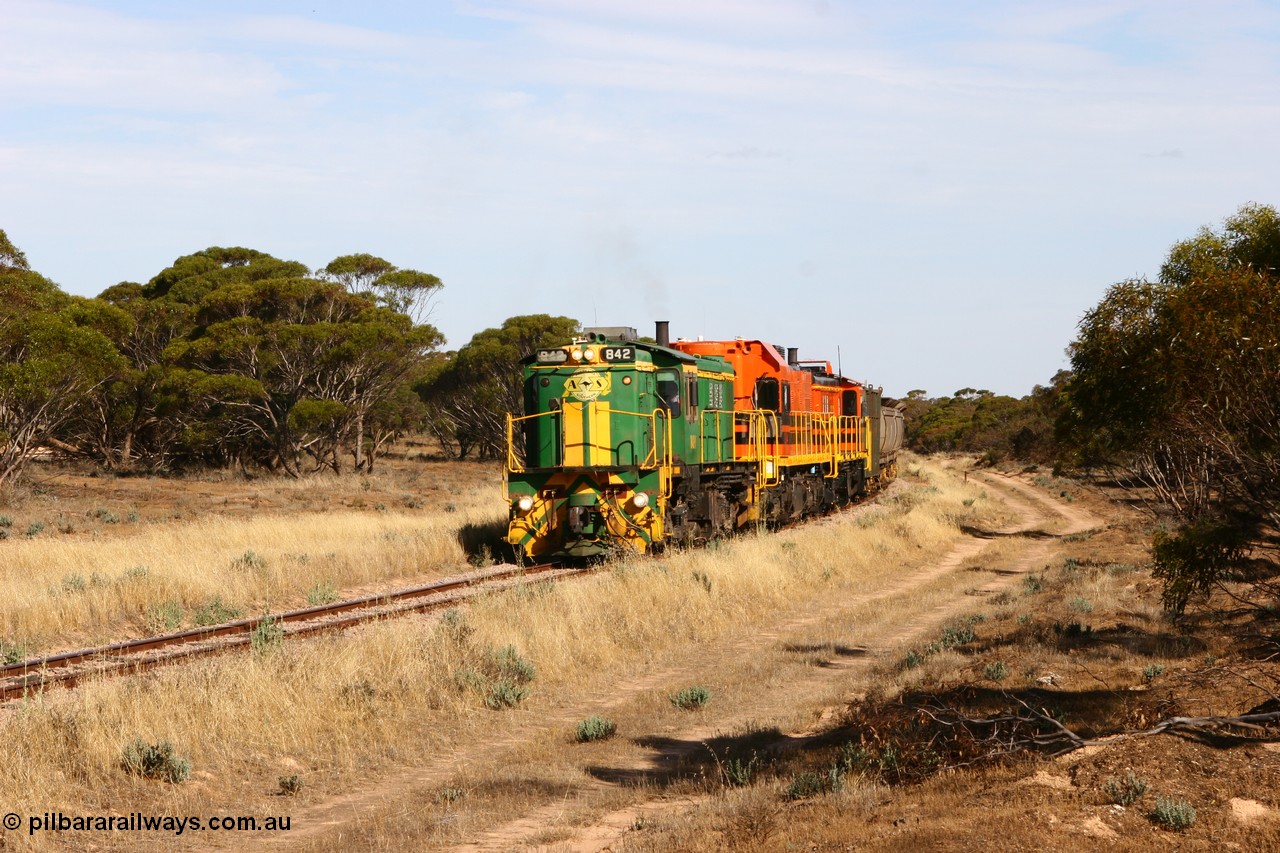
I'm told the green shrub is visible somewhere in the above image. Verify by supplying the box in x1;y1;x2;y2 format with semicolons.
1069;596;1094;613
0;642;28;665
192;597;244;627
493;644;536;683
278;775;303;796
1023;574;1043;594
0;514;12;527
721;752;760;787
937;622;976;650
902;649;926;669
672;686;712;710
983;661;1009;682
122;740;190;783
61;573;87;594
232;550;265;571
454;644;536;709
121;565;150;582
437;786;465;804
1151;796;1196;830
484;680;528;709
878;744;900;775
838;743;875;775
25;521;45;537
1143;664;1165;683
784;771;827;800
250;615;284;654
575;715;617;742
306;582;339;606
1104;771;1148;806
145;601;184;633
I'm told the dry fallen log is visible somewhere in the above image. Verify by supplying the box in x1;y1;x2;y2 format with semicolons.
919;695;1280;765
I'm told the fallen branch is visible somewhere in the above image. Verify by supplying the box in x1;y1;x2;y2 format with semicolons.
919;696;1280;765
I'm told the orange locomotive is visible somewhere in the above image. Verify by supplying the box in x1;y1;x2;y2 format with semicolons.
672;333;901;527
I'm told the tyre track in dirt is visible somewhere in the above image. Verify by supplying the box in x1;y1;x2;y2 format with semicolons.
445;473;1100;853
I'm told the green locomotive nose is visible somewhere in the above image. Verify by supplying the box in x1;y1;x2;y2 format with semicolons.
504;329;736;561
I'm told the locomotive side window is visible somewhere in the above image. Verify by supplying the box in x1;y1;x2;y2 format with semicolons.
657;370;682;417
686;374;699;423
841;390;860;417
755;377;780;412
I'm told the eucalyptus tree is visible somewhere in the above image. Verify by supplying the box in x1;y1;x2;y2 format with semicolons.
0;230;123;484
1064;203;1280;611
168;264;442;474
319;253;443;325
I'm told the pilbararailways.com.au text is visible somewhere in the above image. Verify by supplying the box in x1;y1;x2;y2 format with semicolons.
9;811;291;836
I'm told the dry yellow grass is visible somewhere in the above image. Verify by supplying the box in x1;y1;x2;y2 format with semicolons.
0;488;503;648
0;455;997;850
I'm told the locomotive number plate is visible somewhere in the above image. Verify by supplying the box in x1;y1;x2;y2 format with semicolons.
601;346;635;363
536;349;569;364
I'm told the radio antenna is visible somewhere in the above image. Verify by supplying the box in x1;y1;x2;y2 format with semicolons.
838;345;843;379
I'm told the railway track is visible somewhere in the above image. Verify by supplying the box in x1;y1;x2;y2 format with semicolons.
0;561;581;703
2;481;907;705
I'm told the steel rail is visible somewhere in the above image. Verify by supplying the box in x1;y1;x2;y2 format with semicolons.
0;562;576;702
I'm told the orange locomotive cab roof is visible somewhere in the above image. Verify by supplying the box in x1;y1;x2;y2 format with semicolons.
671;338;865;417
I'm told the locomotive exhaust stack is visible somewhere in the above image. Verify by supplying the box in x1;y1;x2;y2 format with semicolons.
655;320;670;348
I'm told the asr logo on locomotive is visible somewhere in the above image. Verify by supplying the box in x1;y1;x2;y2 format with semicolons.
564;368;612;402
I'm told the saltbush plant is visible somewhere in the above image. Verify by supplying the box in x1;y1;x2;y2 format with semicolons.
122;740;190;783
575;715;617;742
1104;771;1148;806
250;615;284;654
671;685;712;709
192;597;243;627
1151;796;1196;830
455;644;538;709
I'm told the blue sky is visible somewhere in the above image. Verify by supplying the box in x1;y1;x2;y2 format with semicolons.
3;0;1278;396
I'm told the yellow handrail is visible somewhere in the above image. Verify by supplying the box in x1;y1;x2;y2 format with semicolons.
506;409;562;473
506;405;674;473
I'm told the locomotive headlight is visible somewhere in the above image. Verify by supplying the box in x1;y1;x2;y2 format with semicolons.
515;496;533;512
582;348;595;361
631;493;649;509
570;349;583;361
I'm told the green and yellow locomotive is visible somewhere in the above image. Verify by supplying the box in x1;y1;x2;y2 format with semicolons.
504;326;736;559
